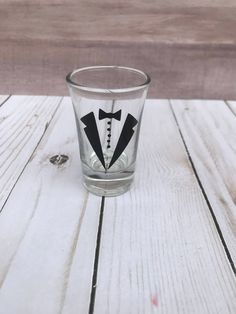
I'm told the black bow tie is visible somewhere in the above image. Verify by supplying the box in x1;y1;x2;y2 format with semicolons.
99;109;121;121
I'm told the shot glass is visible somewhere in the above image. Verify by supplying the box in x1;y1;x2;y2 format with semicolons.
66;66;150;196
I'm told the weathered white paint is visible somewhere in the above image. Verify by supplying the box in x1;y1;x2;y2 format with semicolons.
171;99;236;264
1;97;236;314
0;96;61;211
0;97;101;314
94;100;236;314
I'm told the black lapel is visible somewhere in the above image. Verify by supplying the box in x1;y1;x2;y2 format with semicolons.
81;112;105;169
108;114;138;169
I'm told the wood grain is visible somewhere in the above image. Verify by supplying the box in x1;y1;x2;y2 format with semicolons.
171;99;236;265
93;100;236;314
0;97;101;314
2;3;236;99
0;95;62;212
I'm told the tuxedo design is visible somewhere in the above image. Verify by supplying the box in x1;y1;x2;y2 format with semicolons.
81;110;138;169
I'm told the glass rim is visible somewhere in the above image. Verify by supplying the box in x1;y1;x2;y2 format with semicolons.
66;65;151;94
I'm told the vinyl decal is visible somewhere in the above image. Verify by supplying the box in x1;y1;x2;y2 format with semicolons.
81;109;138;169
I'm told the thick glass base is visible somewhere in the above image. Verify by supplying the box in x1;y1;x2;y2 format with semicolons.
81;152;135;197
83;174;134;197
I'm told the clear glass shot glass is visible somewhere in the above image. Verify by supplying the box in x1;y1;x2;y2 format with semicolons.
66;66;150;196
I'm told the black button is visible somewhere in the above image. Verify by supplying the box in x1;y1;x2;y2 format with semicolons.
107;145;111;148
108;134;111;137
107;121;111;125
107;128;111;131
107;139;110;143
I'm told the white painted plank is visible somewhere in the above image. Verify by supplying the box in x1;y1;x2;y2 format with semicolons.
94;100;236;314
171;99;236;264
0;95;9;106
0;95;61;211
0;97;101;314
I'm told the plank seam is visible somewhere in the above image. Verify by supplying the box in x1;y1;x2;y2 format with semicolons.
0;97;63;213
59;191;89;313
225;100;236;117
88;196;105;314
169;100;236;277
0;181;43;289
0;95;11;108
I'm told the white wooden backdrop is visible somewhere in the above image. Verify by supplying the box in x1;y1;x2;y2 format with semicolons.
0;96;235;314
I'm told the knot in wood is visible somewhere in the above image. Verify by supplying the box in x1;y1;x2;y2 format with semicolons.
50;154;69;166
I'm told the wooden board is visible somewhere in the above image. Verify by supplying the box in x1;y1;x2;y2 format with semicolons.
0;97;101;314
93;100;236;313
171;99;236;265
0;95;62;212
3;3;236;99
1;96;236;313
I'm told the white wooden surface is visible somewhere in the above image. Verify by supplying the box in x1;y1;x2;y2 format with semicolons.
0;97;101;314
171;100;236;264
94;100;236;314
0;96;235;314
0;96;60;211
